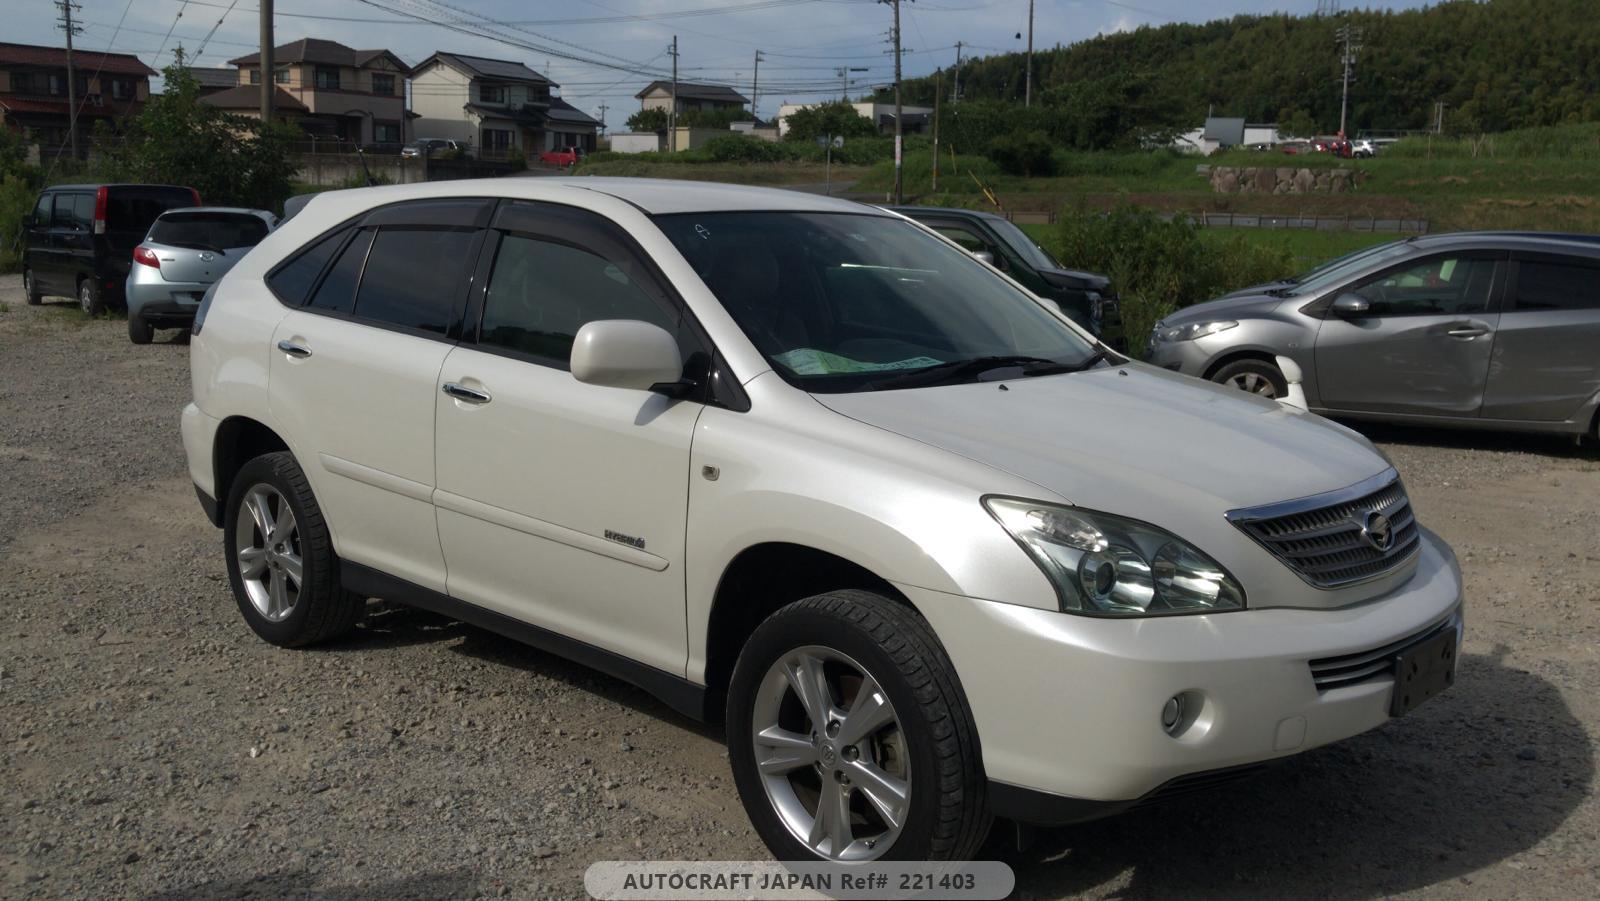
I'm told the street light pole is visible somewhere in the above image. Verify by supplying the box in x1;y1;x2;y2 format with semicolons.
1025;0;1034;108
260;0;275;124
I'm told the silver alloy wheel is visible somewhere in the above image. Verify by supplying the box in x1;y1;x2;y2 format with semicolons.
234;483;303;623
752;645;910;862
23;269;33;296
1226;371;1278;397
78;282;93;314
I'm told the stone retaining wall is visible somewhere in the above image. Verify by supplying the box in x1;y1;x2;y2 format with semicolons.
1208;166;1365;195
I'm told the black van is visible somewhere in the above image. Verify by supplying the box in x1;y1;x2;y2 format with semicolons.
21;183;200;315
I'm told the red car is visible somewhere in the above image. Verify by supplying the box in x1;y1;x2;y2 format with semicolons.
539;146;585;167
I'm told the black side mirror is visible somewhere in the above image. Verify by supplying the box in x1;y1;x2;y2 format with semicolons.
21;214;34;229
1332;293;1371;316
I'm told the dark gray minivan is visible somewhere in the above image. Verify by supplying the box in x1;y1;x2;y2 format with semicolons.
21;183;200;315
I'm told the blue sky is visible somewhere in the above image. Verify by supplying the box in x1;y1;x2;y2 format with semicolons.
15;0;1437;127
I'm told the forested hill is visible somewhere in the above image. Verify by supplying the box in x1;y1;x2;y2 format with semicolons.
885;0;1600;135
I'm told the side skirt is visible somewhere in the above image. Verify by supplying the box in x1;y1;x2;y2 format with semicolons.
340;561;711;722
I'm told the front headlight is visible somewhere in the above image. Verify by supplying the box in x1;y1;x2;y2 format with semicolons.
1155;320;1238;343
984;497;1246;617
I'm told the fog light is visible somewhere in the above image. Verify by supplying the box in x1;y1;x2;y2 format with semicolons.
1161;695;1184;733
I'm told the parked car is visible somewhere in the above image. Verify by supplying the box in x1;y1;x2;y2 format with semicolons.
1352;139;1379;158
887;205;1122;344
21;183;200;315
400;138;464;159
539;145;585;167
182;179;1461;862
1145;231;1600;439
126;207;277;344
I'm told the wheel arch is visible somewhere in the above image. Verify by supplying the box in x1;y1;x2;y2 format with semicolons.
1201;348;1283;382
210;415;291;527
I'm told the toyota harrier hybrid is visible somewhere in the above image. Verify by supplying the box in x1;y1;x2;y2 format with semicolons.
181;179;1464;862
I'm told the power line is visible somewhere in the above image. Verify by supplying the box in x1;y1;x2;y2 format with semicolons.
152;0;194;68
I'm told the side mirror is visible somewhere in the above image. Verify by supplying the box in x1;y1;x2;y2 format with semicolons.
1331;293;1371;316
21;214;34;229
972;250;996;266
570;320;684;393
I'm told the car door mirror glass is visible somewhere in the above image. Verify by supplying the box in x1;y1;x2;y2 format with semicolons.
972;250;996;266
570;320;684;392
1332;293;1371;316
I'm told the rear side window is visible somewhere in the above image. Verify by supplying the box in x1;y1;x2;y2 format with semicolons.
151;212;270;249
266;227;350;305
51;194;78;228
352;228;477;335
105;188;196;233
1514;259;1600;311
72;194;94;229
308;229;374;315
32;193;52;224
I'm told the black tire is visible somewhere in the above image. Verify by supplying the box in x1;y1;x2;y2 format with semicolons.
127;313;153;344
23;268;43;305
727;590;990;862
77;278;104;317
1210;357;1288;399
223;451;365;647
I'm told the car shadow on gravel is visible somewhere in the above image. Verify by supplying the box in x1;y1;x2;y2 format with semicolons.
1343;420;1596;459
141;868;476;900
1001;647;1591;898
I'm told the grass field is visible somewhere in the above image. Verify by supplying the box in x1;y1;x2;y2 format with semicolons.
1016;222;1396;270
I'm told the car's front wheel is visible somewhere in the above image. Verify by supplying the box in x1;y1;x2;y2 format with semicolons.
727;591;990;862
223;451;365;647
1211;358;1288;399
23;268;43;305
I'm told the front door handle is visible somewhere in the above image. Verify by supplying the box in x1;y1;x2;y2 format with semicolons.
442;382;492;405
1446;326;1489;339
276;339;312;358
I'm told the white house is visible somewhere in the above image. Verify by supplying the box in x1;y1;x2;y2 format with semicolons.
409;51;597;156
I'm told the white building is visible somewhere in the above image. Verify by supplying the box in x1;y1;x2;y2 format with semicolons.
1174;117;1281;154
409;51;598;156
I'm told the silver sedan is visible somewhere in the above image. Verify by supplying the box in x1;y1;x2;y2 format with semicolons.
1145;231;1600;439
126;207;277;344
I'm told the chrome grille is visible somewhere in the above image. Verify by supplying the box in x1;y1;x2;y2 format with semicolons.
1308;613;1459;692
1226;469;1420;588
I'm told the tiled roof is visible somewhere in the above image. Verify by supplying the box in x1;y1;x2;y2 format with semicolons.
230;38;409;74
635;81;749;104
199;85;309;112
186;67;239;89
546;96;599;126
421;52;555;87
0;41;155;76
0;96;137;117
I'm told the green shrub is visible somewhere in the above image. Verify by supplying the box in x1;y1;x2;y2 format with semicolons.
702;134;796;163
1048;203;1293;350
987;131;1056;176
0;173;39;274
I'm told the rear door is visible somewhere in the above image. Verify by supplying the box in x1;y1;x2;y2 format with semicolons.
1314;251;1504;417
1480;251;1600;422
267;198;490;594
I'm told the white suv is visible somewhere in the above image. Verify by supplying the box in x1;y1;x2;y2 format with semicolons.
182;179;1464;862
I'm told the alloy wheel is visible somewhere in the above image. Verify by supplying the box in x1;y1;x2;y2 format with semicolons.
751;646;910;862
234;483;303;622
78;282;93;315
1226;371;1278;397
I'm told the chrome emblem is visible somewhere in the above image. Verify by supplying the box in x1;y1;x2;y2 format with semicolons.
1359;511;1394;552
198;252;215;262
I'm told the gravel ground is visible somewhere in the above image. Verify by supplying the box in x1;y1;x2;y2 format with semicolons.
2;273;1597;899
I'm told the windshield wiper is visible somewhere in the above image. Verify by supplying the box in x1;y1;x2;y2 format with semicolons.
863;353;1099;391
168;241;226;254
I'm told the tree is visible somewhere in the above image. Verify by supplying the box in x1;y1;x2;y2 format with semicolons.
782;101;878;143
96;62;298;212
626;107;668;133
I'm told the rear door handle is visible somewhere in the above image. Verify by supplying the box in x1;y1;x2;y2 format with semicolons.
276;339;312;358
1446;326;1489;339
442;382;492;405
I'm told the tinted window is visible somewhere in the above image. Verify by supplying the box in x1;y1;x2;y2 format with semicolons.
1348;256;1496;316
267;228;350;305
52;194;79;228
480;233;677;364
352;228;476;334
105;188;195;233
932;225;989;254
151;212;270;249
72;194;94;228
32;193;52;224
1515;259;1600;311
990;217;1062;270
308;229;373;315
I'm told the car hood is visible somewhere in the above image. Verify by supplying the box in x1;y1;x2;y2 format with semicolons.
814;363;1388;522
1038;267;1111;293
1161;291;1286;324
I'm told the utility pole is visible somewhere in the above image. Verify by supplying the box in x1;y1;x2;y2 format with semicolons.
932;72;941;193
55;0;82;160
881;0;906;204
835;66;867;102
952;41;963;103
751;50;763;120
260;0;274;124
597;102;608;136
1434;101;1445;134
668;35;678;151
1024;0;1034;108
1335;21;1361;137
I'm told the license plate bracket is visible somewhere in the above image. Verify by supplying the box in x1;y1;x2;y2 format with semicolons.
1390;626;1457;716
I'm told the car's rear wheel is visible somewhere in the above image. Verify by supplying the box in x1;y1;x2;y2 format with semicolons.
224;452;365;647
727;591;990;862
23;268;42;305
127;313;153;344
77;279;104;317
1211;358;1287;399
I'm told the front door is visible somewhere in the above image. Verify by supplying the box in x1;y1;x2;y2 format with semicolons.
434;200;706;674
1314;252;1503;417
1481;252;1600;422
26;192;60;292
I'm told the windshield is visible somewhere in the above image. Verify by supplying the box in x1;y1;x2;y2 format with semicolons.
1286;240;1417;296
1285;238;1405;286
655;211;1100;393
988;217;1062;270
150;212;269;249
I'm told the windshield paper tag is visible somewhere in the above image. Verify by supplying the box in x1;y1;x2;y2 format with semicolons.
773;349;943;376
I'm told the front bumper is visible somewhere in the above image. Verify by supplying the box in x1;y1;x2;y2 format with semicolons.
1142;333;1214;374
901;527;1464;821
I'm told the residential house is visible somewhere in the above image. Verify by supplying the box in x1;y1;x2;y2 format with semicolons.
636;81;749;116
222;38;410;146
185;67;240;96
544;97;602;153
409;51;570;156
0;41;155;159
